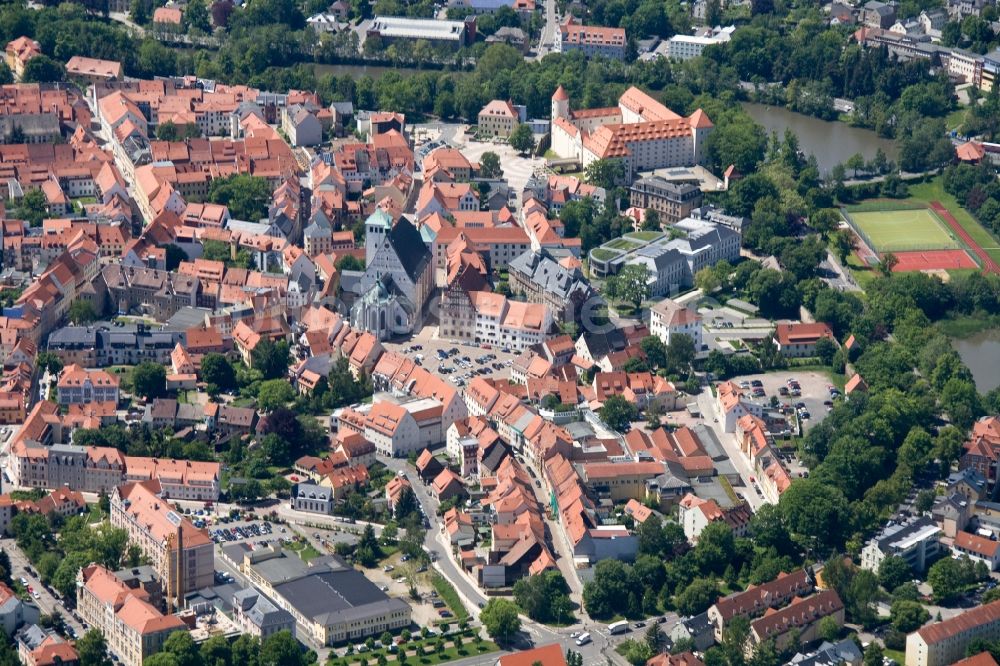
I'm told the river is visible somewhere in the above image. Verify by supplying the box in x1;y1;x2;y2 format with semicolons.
953;329;1000;393
314;63;398;78
741;102;898;174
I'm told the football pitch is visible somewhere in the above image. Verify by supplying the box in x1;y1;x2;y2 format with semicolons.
848;207;960;253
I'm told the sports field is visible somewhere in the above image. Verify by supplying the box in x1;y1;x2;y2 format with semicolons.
849;207;960;252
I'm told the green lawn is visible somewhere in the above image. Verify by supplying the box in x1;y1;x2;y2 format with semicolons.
849;208;960;252
845;252;878;288
884;648;905;665
908;178;1000;264
431;574;470;621
605;238;641;251
328;634;497;666
286;540;322;561
945;107;968;133
590;248;620;262
627;231;662;241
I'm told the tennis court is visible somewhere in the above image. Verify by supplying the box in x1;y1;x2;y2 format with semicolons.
888;249;978;272
849;207;960;252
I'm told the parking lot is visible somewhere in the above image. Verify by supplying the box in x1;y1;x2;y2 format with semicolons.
209;519;282;545
731;370;840;435
383;325;524;384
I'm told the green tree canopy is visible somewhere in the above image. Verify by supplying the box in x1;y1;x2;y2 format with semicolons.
480;598;521;645
131;362;166;400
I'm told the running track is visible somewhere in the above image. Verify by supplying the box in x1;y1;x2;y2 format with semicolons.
930;201;1000;274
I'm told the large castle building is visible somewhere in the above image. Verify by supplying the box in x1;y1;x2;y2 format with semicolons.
550;85;713;178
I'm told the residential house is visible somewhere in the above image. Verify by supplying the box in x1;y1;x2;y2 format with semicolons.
110;480;215;601
952;530;1000;570
707;570;813;641
905;601;1000;666
860;516;942;573
678;493;753;543
650;297;703;347
0;582;39;636
477;100;522;138
231;588;295;640
76;565;186;666
747;590;844;655
56;365;120;406
772;322;835;358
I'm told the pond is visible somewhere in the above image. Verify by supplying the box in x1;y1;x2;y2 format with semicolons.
952;328;1000;392
741;102;899;175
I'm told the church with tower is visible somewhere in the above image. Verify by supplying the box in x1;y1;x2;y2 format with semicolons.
350;209;434;340
549;84;714;178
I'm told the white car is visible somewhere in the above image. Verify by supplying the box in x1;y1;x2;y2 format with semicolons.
31;592;39;600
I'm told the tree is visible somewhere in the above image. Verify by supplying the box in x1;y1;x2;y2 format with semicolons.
355;523;382;567
12;189;47;227
508;124;535;155
609;264;651;312
161;632;200;666
814;337;837;365
257;379;295;411
778;478;850;553
585;158;626;189
642;208;661;232
199;636;232;666
35;352;63;376
68;300;98;325
676;578;717;616
156;120;180;142
878;252;899;277
878;556;913;592
200;353;236;392
164;244;187;271
185;0;211;31
211;0;235;26
846;153;865;178
915;489;935;513
665;333;696;374
251;338;291;379
645;624;664;652
260;631;305;666
77;630;111;666
817;615;841;642
863;642;884;666
928;556;981;603
21;55;65;84
480;598;521;645
479;151;502;179
832;229;854;264
513;571;573;624
131;0;150;23
600;395;638;432
206;174;271;221
890;600;930;633
131;362;166;400
619;639;654;666
940;377;984;430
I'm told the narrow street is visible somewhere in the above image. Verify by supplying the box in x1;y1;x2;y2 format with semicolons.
1;538;87;638
533;0;558;60
695;389;767;511
378;458;640;666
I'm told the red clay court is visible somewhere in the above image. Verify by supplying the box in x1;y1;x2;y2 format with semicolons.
930;201;1000;273
884;249;978;273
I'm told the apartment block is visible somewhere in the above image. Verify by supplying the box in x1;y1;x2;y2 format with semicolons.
110;481;215;601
